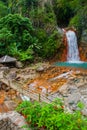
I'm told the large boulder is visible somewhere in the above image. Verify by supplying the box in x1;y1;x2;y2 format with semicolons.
0;55;16;63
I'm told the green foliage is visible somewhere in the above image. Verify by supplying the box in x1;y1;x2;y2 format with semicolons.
9;43;34;61
16;99;87;130
53;0;74;26
69;14;82;40
0;14;40;61
22;0;38;9
42;31;62;58
6;0;39;16
69;4;87;40
31;4;62;58
0;1;8;18
0;27;13;55
53;0;87;28
29;3;56;28
0;0;64;61
77;102;84;110
69;14;81;28
18;49;34;62
36;29;62;58
80;5;87;29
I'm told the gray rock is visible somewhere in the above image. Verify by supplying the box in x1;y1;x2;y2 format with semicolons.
0;55;17;63
36;66;44;72
8;72;17;80
67;86;78;94
82;109;87;116
65;92;81;104
58;84;68;94
0;67;9;70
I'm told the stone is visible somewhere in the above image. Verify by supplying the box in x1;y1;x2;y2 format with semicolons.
0;55;17;63
11;95;16;100
9;89;16;95
1;83;7;90
65;92;81;104
36;66;44;72
15;61;23;68
67;86;78;94
0;111;27;130
5;87;10;92
82;109;87;116
0;67;9;71
4;101;17;110
8;72;17;79
58;84;68;94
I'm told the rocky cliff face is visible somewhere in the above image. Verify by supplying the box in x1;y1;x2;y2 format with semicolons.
79;42;87;61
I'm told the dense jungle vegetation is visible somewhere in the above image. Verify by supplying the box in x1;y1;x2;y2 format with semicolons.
0;0;87;61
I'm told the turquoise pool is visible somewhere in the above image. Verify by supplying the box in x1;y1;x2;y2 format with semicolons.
54;62;87;69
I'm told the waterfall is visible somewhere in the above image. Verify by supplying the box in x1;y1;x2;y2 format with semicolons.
66;30;80;62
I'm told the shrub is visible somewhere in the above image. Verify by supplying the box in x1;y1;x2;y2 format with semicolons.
0;27;13;55
16;98;87;130
0;14;40;61
42;31;62;58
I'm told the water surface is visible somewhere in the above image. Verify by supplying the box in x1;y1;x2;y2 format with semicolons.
54;62;87;69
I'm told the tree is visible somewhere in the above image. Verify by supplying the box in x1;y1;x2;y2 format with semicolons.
53;0;75;27
0;14;39;61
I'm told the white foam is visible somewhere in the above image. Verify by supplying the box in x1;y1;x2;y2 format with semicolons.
67;61;84;64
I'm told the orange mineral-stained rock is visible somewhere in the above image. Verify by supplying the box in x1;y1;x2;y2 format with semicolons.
23;66;72;95
0;91;5;104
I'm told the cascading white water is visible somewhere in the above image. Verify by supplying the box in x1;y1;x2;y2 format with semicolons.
66;30;80;62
